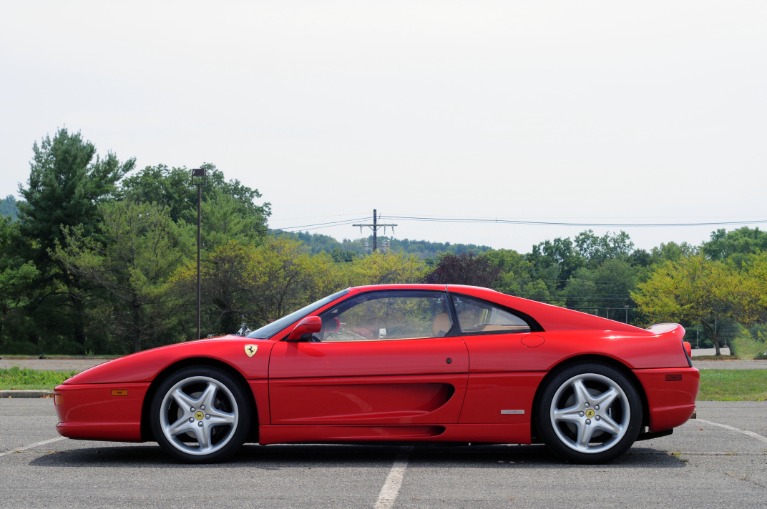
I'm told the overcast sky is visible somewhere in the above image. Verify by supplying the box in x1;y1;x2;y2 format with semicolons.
2;1;765;253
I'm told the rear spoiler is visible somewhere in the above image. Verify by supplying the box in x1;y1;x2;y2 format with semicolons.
647;323;686;339
647;323;692;365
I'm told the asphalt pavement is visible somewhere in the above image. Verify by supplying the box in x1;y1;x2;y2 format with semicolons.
1;399;765;508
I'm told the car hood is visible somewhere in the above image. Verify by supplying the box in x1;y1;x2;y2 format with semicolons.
60;336;272;385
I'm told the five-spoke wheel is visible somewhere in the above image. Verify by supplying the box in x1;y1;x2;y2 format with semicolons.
537;363;642;463
150;366;251;463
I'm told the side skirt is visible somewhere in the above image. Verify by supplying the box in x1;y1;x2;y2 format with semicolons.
257;423;531;446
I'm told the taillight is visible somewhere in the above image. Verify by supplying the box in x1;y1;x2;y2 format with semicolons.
683;341;692;359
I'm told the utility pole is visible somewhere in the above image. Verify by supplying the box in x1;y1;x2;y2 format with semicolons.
353;209;397;251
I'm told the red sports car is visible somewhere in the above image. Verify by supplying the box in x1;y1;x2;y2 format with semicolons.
54;284;699;463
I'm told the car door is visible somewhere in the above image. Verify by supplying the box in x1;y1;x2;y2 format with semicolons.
452;293;546;429
268;290;469;426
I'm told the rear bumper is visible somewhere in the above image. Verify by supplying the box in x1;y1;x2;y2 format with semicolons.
634;367;700;432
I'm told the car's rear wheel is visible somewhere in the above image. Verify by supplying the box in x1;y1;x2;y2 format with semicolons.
150;366;251;463
537;363;642;463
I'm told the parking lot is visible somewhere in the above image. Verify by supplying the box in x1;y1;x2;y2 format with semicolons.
1;398;765;508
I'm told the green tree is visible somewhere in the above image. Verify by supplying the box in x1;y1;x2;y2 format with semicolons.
565;259;637;321
347;251;428;286
482;249;532;296
0;195;19;220
528;237;584;292
702;227;767;265
171;241;254;337
632;255;754;355
119;165;193;222
239;238;340;328
649;242;697;264
201;192;268;249
0;217;40;352
120;164;270;243
171;237;342;335
53;201;189;352
523;279;554;303
735;251;767;324
424;252;501;287
574;230;634;267
17;129;135;349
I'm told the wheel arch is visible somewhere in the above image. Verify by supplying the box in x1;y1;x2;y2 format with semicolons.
140;357;259;443
530;354;649;443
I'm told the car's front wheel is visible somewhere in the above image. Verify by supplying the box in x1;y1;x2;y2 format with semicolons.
149;366;251;463
537;363;642;463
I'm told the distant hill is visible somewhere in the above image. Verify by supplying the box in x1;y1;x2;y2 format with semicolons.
0;196;19;220
271;229;492;260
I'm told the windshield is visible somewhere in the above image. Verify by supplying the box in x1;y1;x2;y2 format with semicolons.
246;289;349;339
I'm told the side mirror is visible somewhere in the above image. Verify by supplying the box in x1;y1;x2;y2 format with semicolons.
287;316;322;341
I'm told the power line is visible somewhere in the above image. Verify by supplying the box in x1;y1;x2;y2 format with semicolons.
383;215;767;228
273;213;767;232
272;216;370;232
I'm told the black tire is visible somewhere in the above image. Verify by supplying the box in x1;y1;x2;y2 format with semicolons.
149;366;252;463
537;363;642;463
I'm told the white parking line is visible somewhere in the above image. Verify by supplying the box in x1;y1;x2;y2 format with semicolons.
0;437;65;458
696;419;767;444
374;447;412;509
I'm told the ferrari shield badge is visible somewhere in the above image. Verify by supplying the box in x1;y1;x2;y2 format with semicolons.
244;344;258;358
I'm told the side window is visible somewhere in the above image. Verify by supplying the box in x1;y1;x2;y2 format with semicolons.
318;291;452;342
453;295;531;334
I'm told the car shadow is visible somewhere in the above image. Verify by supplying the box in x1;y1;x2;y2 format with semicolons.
30;443;686;469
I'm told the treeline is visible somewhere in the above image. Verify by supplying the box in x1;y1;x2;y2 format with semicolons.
1;129;766;357
273;230;492;260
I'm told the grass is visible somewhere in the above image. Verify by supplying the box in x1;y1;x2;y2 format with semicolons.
2;366;766;401
697;370;767;401
0;367;77;390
